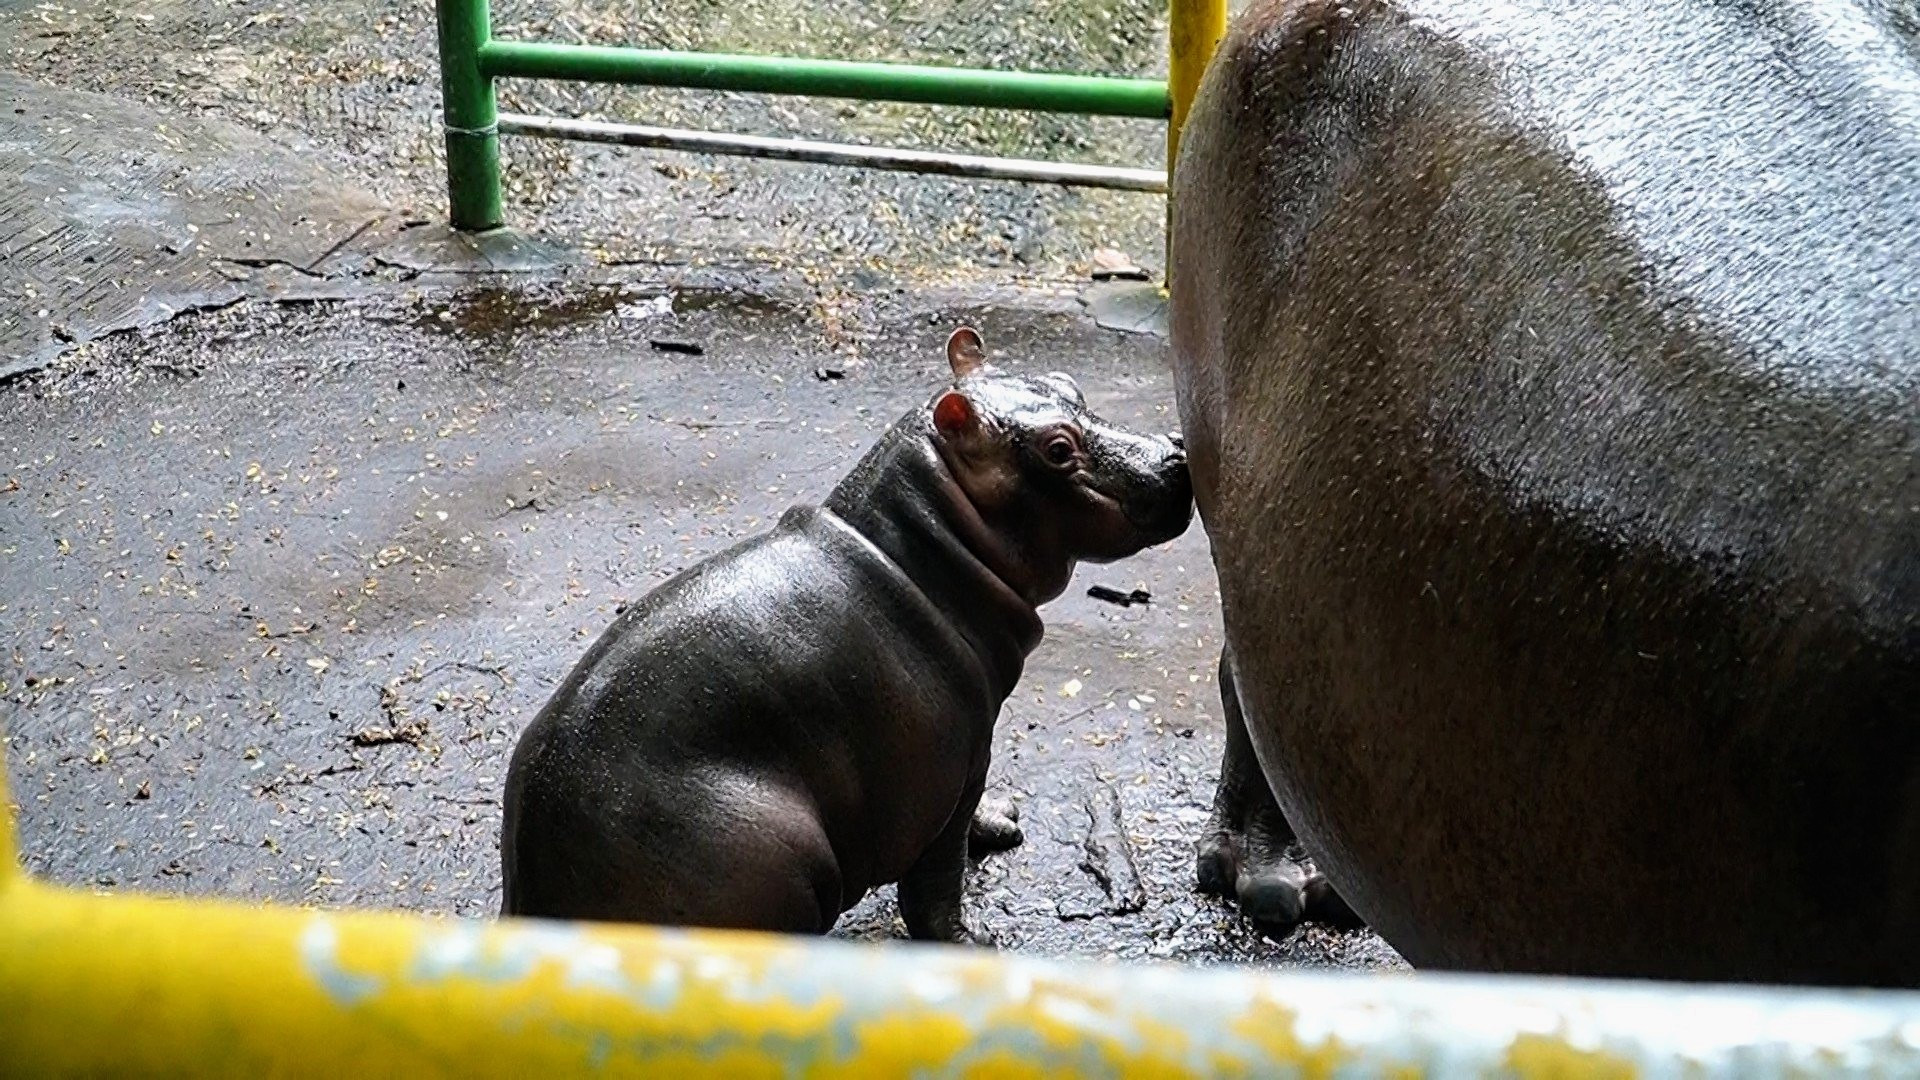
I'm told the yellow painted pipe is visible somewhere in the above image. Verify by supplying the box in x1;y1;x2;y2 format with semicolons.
1167;0;1229;174
9;880;1192;1077
9;872;1920;1078
0;741;14;893
8;728;1920;1077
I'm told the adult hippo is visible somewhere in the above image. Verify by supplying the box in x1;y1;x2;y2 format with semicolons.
1172;0;1920;986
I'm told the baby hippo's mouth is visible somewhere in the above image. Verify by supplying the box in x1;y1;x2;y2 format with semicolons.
1077;430;1194;559
1121;458;1195;547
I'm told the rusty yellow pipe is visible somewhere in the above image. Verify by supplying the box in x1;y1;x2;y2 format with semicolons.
6;870;1920;1076
0;741;14;893
1165;0;1228;288
1167;0;1229;174
0;763;9;874
7;742;1920;1076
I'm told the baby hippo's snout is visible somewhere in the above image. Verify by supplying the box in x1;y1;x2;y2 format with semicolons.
1130;432;1195;544
1083;423;1194;558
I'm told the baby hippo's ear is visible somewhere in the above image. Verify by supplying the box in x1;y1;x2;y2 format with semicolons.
932;390;980;440
947;327;987;379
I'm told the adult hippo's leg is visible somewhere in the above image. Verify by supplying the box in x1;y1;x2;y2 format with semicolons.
1195;650;1306;929
1197;649;1362;933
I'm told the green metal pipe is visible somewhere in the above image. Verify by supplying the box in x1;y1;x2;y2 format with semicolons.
479;41;1173;119
436;0;504;231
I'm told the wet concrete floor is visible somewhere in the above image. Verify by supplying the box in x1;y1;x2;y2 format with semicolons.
0;280;1402;969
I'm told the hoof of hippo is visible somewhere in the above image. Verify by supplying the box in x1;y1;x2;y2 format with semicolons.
1197;829;1311;937
1304;873;1366;930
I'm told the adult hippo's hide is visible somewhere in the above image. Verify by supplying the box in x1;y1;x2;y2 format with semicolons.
1171;0;1920;986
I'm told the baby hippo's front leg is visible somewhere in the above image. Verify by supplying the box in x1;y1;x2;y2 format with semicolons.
899;782;995;945
968;795;1023;854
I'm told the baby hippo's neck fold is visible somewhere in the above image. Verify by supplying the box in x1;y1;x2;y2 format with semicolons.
823;421;1044;698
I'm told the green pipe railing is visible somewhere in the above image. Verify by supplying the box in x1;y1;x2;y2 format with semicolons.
479;42;1172;118
432;0;1198;231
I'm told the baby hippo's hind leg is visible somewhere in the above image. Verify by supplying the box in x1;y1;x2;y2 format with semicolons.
901;782;995;945
507;776;844;934
688;805;846;934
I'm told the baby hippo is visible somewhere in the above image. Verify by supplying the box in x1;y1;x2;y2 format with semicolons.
501;328;1192;941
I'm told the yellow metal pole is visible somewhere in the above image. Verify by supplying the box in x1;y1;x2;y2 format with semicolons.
1165;0;1227;289
5;734;1920;1075
1167;0;1228;174
0;731;15;891
8;878;1920;1076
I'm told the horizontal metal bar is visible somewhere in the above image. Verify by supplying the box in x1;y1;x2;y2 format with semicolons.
497;113;1168;192
5;876;1920;1076
479;40;1172;119
5;755;1920;1075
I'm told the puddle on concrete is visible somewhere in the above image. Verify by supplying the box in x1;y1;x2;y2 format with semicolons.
409;283;795;341
673;289;792;317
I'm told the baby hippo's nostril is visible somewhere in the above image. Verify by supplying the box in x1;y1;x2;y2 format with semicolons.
1168;432;1185;451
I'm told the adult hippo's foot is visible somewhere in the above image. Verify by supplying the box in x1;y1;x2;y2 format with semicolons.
968;796;1024;856
1197;651;1364;936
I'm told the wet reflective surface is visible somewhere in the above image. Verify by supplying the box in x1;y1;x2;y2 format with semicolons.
0;284;1402;969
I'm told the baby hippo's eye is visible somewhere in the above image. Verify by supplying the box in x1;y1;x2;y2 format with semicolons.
1044;434;1079;467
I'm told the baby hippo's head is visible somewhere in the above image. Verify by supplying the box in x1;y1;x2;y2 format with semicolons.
927;327;1193;594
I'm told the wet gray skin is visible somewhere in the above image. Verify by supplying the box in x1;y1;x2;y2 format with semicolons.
501;328;1191;940
1172;0;1920;985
